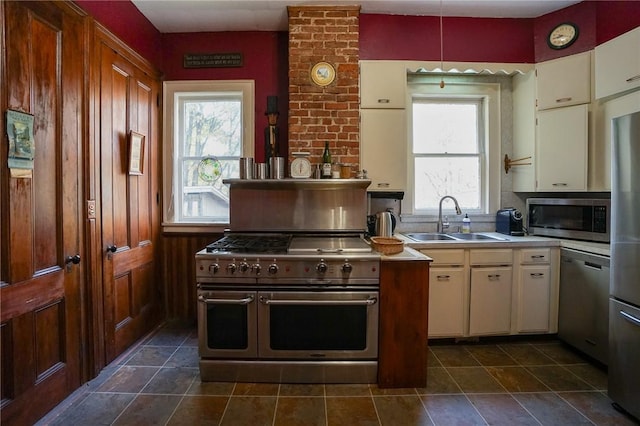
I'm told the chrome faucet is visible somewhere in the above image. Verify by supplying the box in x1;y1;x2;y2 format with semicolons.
438;195;462;233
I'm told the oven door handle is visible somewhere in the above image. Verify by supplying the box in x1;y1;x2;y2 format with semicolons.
259;296;377;306
198;294;255;305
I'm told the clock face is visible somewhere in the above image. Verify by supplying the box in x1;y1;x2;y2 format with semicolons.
310;62;336;86
291;157;312;178
547;23;578;50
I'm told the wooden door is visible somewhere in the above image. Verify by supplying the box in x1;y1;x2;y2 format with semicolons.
0;2;84;424
96;37;161;364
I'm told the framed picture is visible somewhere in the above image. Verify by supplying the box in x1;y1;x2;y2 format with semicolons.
128;131;145;175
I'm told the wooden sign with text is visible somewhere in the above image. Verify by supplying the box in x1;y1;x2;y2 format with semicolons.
183;53;243;68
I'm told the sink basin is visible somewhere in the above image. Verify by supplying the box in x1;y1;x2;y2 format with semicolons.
449;233;505;241
406;233;457;241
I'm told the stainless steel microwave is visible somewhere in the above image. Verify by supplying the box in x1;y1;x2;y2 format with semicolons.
526;198;610;243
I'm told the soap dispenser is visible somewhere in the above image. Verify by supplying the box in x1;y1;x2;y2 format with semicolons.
462;214;471;233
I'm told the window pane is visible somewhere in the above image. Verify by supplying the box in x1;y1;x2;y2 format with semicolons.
414;157;480;210
183;100;242;157
182;159;236;220
413;102;478;154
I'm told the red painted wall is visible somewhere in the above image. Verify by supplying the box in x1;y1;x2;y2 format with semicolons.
161;31;289;162
359;15;535;63
74;0;163;68
595;0;640;44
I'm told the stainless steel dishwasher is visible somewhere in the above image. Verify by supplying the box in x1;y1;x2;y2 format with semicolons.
558;248;610;365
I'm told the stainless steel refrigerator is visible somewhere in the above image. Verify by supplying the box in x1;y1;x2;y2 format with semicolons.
609;110;640;420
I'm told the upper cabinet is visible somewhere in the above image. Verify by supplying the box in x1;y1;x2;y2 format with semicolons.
595;26;640;99
360;109;407;191
536;104;588;192
536;51;591;110
360;61;406;109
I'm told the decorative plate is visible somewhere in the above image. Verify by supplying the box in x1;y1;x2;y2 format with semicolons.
198;157;222;183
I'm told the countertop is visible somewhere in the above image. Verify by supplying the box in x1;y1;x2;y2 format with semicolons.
379;246;433;262
393;232;610;256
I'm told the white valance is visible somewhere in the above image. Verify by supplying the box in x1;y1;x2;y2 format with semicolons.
404;60;534;75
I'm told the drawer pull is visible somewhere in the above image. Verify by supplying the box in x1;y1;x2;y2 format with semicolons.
620;310;640;327
552;183;568;186
436;275;451;280
555;97;572;103
377;98;390;103
530;273;545;277
531;255;545;259
626;74;640;83
488;274;501;280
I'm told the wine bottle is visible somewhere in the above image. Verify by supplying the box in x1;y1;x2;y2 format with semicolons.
322;141;332;178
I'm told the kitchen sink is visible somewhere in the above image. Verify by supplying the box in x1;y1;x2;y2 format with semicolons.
406;232;506;242
406;233;457;241
449;233;506;241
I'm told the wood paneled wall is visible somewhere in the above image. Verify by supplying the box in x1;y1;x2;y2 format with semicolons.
161;233;222;322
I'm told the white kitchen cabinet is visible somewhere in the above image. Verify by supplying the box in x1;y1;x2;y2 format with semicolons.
428;267;466;337
360;109;407;191
536;51;591;110
513;247;560;335
469;249;513;336
595;26;640;99
469;267;513;335
360;61;406;109
512;71;537;192
517;265;551;332
420;249;467;338
536;104;588;191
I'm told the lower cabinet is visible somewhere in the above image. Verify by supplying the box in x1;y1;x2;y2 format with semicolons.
420;245;559;339
517;264;551;332
469;266;513;335
429;267;466;337
423;249;467;338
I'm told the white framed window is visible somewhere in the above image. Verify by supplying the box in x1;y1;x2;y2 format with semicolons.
163;80;254;231
406;79;500;216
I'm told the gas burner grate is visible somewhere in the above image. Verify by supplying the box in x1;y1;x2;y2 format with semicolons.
205;234;292;254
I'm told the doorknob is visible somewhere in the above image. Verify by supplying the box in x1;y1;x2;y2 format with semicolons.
65;254;81;265
65;254;81;272
106;245;117;253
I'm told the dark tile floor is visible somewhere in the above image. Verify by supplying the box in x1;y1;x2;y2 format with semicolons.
37;323;639;426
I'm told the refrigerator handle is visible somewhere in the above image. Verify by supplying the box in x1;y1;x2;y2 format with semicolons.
620;310;640;327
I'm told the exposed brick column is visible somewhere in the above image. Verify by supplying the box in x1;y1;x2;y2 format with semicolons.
287;5;360;176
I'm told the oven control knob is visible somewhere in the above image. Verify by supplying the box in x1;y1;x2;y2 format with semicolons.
316;261;328;274
209;263;220;275
268;263;278;275
342;263;353;274
239;261;250;273
227;263;237;274
252;263;261;275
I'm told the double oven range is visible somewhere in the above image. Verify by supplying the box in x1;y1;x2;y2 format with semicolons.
195;179;381;383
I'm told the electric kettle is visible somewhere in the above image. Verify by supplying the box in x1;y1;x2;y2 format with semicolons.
375;211;397;237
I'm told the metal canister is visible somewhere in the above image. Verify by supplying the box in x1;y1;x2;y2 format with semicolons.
254;163;268;179
239;157;254;179
269;157;285;179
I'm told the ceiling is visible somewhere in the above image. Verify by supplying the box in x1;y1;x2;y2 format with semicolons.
131;0;582;33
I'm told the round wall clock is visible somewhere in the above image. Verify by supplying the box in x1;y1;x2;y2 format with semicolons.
310;62;336;86
547;22;579;50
